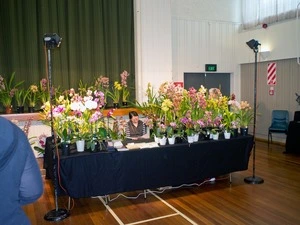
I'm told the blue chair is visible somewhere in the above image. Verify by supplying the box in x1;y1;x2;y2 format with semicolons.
268;110;289;146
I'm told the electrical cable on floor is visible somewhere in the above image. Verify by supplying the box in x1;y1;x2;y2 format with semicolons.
97;175;230;203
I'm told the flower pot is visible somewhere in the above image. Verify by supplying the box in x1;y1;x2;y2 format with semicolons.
168;136;176;145
113;103;119;109
61;142;70;156
231;128;238;138
76;140;85;152
16;106;25;113
28;106;35;113
122;101;128;107
212;132;219;140
154;135;160;143
240;127;249;136
193;133;199;142
175;136;184;144
5;106;13;114
202;133;210;140
224;131;231;139
187;135;194;143
159;137;167;145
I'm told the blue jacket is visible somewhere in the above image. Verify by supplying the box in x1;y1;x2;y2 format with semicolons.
0;117;43;225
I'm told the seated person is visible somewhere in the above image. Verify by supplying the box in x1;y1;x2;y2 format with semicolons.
126;111;148;139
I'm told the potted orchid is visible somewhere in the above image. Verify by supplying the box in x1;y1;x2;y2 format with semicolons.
38;78;49;105
0;72;24;113
41;87;107;153
236;100;254;128
106;81;122;107
27;84;39;112
94;75;109;105
180;116;194;137
120;70;130;105
166;122;178;144
14;88;29;113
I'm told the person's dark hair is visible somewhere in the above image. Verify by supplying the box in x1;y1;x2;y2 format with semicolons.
129;111;139;119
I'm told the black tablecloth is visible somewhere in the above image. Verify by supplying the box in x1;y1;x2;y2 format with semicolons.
44;135;254;198
285;121;300;153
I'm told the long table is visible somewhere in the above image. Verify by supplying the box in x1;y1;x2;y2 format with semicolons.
44;135;254;198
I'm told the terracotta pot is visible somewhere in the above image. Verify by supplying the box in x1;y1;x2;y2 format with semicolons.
5;106;13;114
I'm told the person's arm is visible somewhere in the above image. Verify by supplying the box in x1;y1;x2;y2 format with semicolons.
19;144;43;205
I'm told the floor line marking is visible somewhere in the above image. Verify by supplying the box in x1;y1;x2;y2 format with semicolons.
97;189;198;225
125;213;179;225
97;196;124;225
148;190;198;225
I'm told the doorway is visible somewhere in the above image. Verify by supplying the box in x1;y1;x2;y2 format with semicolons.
184;72;230;96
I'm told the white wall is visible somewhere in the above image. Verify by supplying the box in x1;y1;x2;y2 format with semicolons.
134;0;173;102
170;0;242;98
237;19;300;64
134;0;243;102
171;0;241;23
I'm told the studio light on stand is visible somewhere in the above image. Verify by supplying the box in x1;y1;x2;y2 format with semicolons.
244;39;264;184
43;33;70;221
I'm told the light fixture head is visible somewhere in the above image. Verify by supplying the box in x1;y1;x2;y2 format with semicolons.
246;39;261;51
43;33;62;49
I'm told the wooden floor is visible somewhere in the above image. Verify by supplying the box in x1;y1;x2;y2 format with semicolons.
23;141;300;225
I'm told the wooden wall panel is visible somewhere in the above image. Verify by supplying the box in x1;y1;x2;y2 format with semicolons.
241;58;300;142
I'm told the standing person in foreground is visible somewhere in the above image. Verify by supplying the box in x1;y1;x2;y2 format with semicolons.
126;111;148;139
0;117;43;225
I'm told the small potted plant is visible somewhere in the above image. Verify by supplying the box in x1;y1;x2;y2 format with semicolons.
0;72;24;113
27;84;39;112
120;70;130;106
106;81;122;108
38;78;49;105
166;122;177;144
236;101;254;136
14;88;29;113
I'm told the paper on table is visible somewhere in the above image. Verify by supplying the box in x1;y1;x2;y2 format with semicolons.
126;142;159;149
117;148;129;151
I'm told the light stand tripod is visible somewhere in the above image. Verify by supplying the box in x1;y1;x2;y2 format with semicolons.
43;33;70;221
244;39;264;184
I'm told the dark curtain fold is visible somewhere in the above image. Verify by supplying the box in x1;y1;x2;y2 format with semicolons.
0;0;135;97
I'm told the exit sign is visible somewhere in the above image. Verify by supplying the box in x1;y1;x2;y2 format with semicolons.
205;64;217;72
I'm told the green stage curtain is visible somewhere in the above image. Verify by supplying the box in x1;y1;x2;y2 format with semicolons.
0;0;135;98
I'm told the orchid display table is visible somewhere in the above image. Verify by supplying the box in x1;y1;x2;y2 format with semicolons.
45;135;254;198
